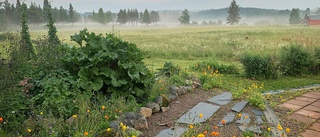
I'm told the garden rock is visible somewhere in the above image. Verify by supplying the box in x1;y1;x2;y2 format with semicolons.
127;127;144;137
161;107;170;112
138;107;152;118
133;116;148;130
65;116;74;125
170;86;181;96
146;102;161;113
156;94;170;107
160;94;170;107
120;112;147;129
192;80;202;88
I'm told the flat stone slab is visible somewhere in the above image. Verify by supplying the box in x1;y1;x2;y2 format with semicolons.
231;101;248;113
252;109;264;116
217;112;235;126
264;103;287;137
207;92;232;105
236;113;251;124
255;116;263;125
155;127;188;137
177;102;220;124
238;125;262;134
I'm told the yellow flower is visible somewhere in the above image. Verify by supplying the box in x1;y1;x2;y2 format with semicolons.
197;134;205;137
122;125;127;131
277;124;283;130
279;96;282;99
120;122;124;127
87;109;90;113
199;113;203;118
286;128;291;133
101;105;105;110
268;128;271;131
84;131;89;136
72;115;77;118
244;89;247;93
244;116;249;119
232;136;236;137
107;128;112;132
132;136;136;137
40;112;43;115
237;113;242;118
189;124;194;129
27;128;32;133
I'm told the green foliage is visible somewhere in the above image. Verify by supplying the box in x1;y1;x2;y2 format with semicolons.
44;4;60;46
240;53;277;79
279;44;313;76
309;47;320;74
200;73;223;90
191;60;240;74
227;0;241;25
31;69;79;118
157;62;181;77
20;3;35;59
167;74;186;86
62;29;153;102
178;9;190;25
0;91;30;132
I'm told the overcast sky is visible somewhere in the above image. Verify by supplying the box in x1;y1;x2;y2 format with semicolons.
17;0;320;12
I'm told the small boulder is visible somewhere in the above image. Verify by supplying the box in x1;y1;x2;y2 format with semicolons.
155;96;163;106
138;107;152;118
160;94;170;107
133;116;148;130
146;102;160;113
161;107;170;112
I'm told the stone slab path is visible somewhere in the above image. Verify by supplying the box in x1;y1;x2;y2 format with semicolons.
207;92;232;105
278;91;320;136
155;127;188;137
176;102;220;124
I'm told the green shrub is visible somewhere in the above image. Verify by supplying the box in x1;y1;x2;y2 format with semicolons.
309;47;320;74
61;29;153;103
279;44;313;76
240;53;277;79
191;60;239;74
157;62;181;77
30;69;79;118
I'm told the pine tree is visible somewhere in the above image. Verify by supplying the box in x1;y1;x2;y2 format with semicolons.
105;11;113;24
20;3;35;59
69;3;76;24
226;0;241;25
13;0;22;24
178;9;190;25
289;8;301;24
117;9;127;24
58;6;68;22
142;9;151;25
97;8;106;24
150;10;160;25
44;1;60;45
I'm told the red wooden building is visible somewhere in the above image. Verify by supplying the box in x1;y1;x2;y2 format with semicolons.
306;15;320;25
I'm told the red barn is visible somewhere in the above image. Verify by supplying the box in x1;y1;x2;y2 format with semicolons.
307;15;320;25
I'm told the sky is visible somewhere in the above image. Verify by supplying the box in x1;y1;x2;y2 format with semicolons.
16;0;320;13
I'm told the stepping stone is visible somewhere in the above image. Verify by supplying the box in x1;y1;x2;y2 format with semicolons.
177;102;220;124
255;116;263;125
231;101;248;113
236;113;251;124
264;103;287;137
207;92;232;105
217;112;235;126
252;109;264;116
238;125;262;134
155;127;188;137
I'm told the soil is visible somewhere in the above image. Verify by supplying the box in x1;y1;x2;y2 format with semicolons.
140;88;257;137
140;88;319;137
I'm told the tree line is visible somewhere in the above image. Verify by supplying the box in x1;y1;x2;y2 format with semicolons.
85;8;161;25
0;0;80;27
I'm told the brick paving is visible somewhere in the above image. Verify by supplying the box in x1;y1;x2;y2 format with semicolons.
278;91;320;137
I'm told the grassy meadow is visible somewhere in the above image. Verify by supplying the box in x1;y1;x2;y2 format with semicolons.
2;25;320;89
29;25;320;88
